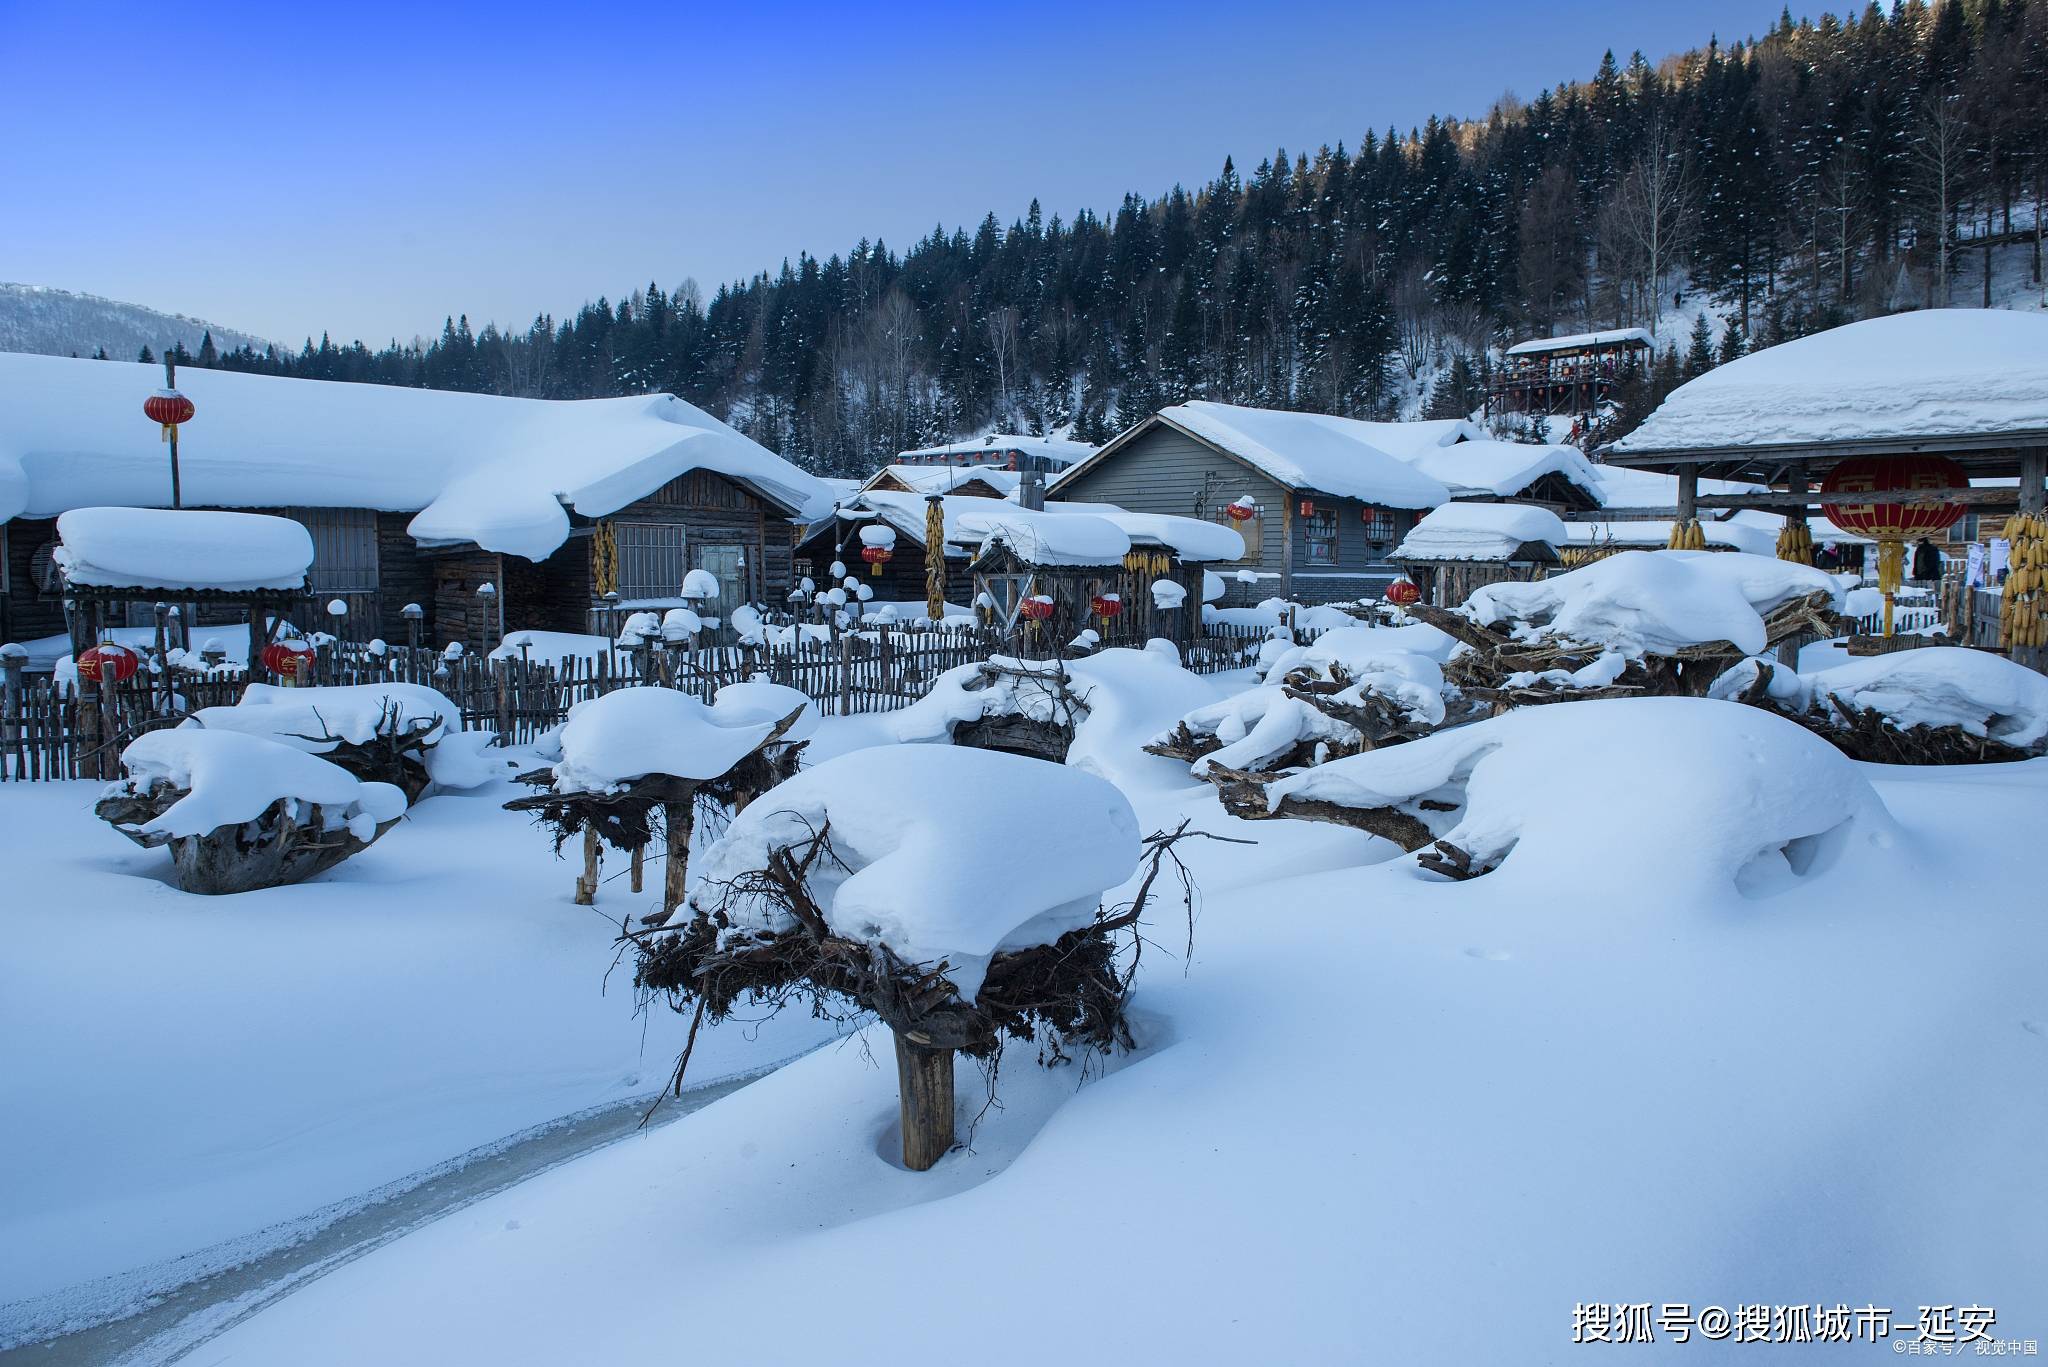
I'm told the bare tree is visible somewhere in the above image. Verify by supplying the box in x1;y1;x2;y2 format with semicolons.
1603;122;1692;339
1914;96;1974;304
1819;154;1859;306
986;306;1020;422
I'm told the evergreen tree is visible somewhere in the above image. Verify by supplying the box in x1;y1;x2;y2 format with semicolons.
1684;312;1716;378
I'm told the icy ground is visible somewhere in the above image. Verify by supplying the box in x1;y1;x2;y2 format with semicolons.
3;664;2045;1364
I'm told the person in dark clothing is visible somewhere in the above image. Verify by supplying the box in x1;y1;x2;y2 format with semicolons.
1911;537;1942;584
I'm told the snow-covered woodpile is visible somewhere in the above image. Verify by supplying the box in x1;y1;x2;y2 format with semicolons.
624;744;1201;1170
506;682;816;913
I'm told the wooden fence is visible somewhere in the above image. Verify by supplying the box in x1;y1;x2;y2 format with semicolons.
3;620;1293;781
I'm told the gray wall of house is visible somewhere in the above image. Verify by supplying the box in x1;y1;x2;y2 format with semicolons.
1056;426;1287;567
1287;496;1419;598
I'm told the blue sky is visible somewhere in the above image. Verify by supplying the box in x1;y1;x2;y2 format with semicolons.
1;0;1785;347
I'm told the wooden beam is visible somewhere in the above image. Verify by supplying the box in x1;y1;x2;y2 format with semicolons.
1594;485;2022;517
1600;429;2048;467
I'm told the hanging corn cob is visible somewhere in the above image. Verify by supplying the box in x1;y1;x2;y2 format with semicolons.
2001;512;2047;652
1775;516;1814;564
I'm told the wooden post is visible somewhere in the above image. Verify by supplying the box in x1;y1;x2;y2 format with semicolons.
152;601;172;712
574;825;601;905
1;643;24;775
630;843;644;894
837;631;853;717
493;658;513;746
249;600;267;681
1675;466;1698;528
892;1029;955;1171
662;799;692;919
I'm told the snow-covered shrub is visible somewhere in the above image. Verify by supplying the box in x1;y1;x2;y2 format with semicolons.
186;682;496;800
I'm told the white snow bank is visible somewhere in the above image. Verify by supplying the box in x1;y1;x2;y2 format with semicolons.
1152;402;1451;508
551;688;781;794
1561;517;1777;557
110;729;407;839
1394;502;1565;562
1807;648;2048;748
0;354;832;561
488;631;613;663
53;507;313;592
691;745;1140;998
186;682;497;791
1465;550;1843;657
955;507;1129;566
1043;502;1246;561
710;680;820;746
1614;310;2048;452
1272;697;1894;888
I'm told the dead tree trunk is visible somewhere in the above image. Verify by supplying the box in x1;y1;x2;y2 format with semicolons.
575;826;601;905
663;799;694;919
893;1029;955;1171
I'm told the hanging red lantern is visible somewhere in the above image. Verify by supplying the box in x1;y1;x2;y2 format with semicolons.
861;545;894;575
1818;456;1967;540
1091;592;1123;619
144;388;195;442
76;643;141;684
1018;596;1054;621
1385;578;1421;606
261;641;313;678
1224;500;1257;523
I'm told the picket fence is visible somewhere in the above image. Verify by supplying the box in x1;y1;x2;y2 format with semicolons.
1;620;1287;782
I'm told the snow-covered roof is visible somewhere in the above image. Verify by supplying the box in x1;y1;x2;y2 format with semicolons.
897;433;1095;467
1139;402;1451;508
0;354;835;561
54;507;313;592
1505;327;1653;357
860;464;1021;496
827;490;1242;564
1316;418;1483;462
1409;440;1602;502
1394;502;1567;562
1560;518;1778;557
1612;310;2048;454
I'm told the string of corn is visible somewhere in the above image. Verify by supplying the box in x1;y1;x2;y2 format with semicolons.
925;499;947;622
590;520;619;597
2002;512;2047;651
1775;517;1814;565
1666;519;1708;551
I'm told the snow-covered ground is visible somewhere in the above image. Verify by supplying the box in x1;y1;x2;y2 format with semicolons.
0;758;838;1347
4;640;2045;1364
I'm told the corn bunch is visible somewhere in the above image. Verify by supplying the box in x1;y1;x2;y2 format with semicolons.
1775;517;1814;564
1666;519;1708;551
2002;512;2048;650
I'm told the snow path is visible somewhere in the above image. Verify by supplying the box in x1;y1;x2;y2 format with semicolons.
1;1066;787;1367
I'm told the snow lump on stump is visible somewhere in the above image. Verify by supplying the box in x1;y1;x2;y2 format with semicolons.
691;744;1141;1000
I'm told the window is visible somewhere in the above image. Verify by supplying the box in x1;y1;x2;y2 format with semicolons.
1304;508;1340;566
287;508;379;595
1361;505;1399;544
615;521;689;600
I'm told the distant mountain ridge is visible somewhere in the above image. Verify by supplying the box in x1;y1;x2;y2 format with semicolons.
0;283;274;362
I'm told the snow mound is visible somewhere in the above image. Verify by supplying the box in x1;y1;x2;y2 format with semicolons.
1802;648;2048;748
691;745;1140;999
1271;697;1895;892
1614;310;2048;452
551;687;782;794
1394;502;1566;562
53;507;313;592
110;729;407;840
185;682;496;791
1465;550;1842;657
710;680;820;745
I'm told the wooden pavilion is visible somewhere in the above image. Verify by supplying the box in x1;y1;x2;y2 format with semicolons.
1488;328;1652;419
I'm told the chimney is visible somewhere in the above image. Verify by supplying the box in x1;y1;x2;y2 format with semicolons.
1019;470;1046;511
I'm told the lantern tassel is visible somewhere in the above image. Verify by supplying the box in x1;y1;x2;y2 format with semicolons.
1877;539;1905;637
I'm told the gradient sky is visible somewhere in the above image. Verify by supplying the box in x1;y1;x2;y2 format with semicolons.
2;0;1786;347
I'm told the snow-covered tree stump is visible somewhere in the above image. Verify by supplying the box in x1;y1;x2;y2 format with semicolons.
626;745;1208;1172
95;729;408;894
507;682;815;916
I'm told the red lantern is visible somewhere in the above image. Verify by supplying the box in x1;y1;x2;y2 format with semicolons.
1018;596;1054;621
860;545;893;576
77;643;141;684
144;388;195;441
261;641;313;678
1385;578;1421;606
1224;501;1256;523
1091;593;1123;619
1818;456;1967;540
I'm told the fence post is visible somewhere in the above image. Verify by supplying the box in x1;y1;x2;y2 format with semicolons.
838;631;853;716
493;657;515;745
1;643;24;779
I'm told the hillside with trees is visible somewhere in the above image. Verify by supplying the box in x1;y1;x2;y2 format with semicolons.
169;1;2048;471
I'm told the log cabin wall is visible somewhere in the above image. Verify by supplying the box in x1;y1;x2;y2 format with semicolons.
1;517;67;646
431;549;504;654
602;470;788;610
374;512;435;642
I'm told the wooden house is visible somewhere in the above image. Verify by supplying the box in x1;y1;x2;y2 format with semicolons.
894;433;1096;476
0;355;831;660
1390;502;1566;607
796;490;1241;647
858;464;1018;500
1049;402;1458;605
1487;328;1653;418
